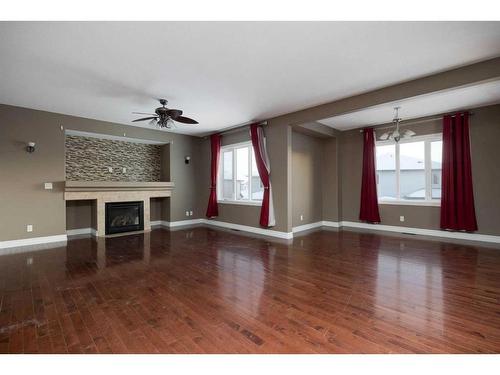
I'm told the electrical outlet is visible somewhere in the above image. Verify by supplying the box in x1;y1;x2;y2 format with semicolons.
189;211;193;216
44;182;53;190
185;211;189;217
26;257;33;265
400;216;405;222
122;167;127;173
300;215;304;221
27;224;33;232
108;167;113;173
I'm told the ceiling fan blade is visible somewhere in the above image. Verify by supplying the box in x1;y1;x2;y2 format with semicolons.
174;116;198;124
132;116;158;122
132;112;157;116
166;109;183;118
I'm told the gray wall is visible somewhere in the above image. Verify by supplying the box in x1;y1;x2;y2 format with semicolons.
0;103;201;241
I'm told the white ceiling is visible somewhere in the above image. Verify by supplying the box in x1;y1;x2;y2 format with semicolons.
0;22;499;136
318;80;500;131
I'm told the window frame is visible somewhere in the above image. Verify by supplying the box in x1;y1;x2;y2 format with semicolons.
375;133;442;207
217;141;263;206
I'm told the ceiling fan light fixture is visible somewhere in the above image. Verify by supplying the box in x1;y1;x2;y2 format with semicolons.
379;106;414;143
380;132;390;140
131;98;198;129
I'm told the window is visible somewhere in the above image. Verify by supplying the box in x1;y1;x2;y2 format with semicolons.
218;141;263;205
376;134;442;205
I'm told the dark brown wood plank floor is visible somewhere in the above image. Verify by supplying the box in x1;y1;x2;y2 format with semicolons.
1;226;500;353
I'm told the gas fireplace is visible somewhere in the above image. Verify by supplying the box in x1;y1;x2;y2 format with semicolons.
105;201;144;235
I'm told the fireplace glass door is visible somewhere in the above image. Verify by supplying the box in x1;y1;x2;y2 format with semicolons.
105;201;144;235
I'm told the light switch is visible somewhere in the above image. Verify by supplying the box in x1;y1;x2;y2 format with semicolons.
108;167;113;173
189;211;193;216
44;182;53;190
400;216;405;222
27;224;33;232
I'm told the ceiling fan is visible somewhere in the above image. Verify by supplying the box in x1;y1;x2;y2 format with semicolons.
379;106;415;142
132;99;198;129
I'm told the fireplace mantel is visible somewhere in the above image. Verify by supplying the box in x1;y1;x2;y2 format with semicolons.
65;181;174;192
64;181;174;237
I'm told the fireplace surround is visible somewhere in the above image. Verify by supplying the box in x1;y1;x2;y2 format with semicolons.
105;201;144;235
64;181;174;237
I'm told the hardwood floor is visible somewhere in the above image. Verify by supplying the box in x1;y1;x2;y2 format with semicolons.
1;226;500;353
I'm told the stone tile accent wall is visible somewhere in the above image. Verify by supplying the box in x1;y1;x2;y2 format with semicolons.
65;135;162;181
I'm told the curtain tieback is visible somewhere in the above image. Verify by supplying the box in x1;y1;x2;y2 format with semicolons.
209;186;216;190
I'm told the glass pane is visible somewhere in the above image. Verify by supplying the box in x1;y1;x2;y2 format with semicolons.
235;147;249;200
376;144;397;200
431;140;442;199
399;141;426;200
222;150;233;199
251;150;263;201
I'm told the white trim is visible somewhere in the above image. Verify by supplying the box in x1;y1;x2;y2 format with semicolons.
204;219;293;239
378;200;441;207
155;218;292;239
293;221;341;233
292;222;323;233
339;221;500;244
161;219;205;228
67;228;98;236
3;220;498;253
0;234;67;251
65;129;170;145
217;200;262;206
321;221;341;228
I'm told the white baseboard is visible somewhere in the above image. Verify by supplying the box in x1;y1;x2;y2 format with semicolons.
339;221;500;244
293;221;341;233
4;219;498;252
155;218;292;239
67;228;98;237
204;219;293;239
0;234;68;252
292;221;324;233
155;219;205;228
322;221;341;228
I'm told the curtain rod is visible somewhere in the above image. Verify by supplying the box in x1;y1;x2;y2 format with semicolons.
358;111;475;133
203;120;267;139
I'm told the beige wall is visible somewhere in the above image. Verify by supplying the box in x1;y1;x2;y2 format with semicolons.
65;200;92;230
0;104;201;241
3;58;500;241
292;131;323;226
198;124;292;232
340;103;500;236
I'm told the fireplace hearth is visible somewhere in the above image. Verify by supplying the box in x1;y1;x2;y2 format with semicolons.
105;201;144;235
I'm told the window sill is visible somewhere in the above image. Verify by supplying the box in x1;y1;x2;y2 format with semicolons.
217;200;262;207
378;200;441;207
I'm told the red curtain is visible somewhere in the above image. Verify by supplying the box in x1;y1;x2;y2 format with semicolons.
440;112;477;231
206;133;221;218
250;123;275;227
359;128;381;223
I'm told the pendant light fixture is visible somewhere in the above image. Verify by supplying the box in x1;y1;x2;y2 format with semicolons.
379;106;415;142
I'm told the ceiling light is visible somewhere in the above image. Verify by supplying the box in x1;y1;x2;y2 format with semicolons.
380;107;414;143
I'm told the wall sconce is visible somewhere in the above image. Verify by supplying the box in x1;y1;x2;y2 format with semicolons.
26;142;36;153
185;156;191;165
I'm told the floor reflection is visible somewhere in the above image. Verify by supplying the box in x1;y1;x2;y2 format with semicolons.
0;227;499;353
